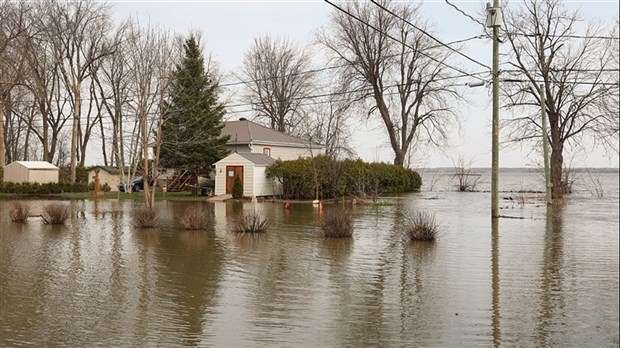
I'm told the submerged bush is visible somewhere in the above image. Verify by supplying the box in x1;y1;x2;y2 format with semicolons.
405;211;439;242
41;203;70;224
132;206;158;228
232;210;268;234
320;209;354;238
179;205;211;230
9;201;31;222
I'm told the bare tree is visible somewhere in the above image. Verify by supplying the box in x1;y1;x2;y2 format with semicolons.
0;0;31;169
299;84;355;159
240;35;316;135
44;1;115;183
126;19;175;208
318;0;461;167
502;0;619;199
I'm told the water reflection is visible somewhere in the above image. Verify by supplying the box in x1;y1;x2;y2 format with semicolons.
1;186;618;347
536;204;566;346
491;218;501;347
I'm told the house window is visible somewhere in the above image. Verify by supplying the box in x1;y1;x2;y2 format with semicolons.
263;147;271;157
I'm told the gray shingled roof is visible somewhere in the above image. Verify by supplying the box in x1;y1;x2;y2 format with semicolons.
221;119;321;147
236;153;276;166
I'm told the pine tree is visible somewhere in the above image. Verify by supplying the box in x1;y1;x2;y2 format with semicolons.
160;35;229;173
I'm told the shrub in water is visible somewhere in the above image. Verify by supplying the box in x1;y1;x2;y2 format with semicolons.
179;205;211;230
405;211;439;242
232;210;268;234
132;206;158;228
42;203;70;224
9;201;31;222
320;209;353;238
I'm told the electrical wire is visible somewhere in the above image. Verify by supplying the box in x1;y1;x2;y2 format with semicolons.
369;0;491;70
323;0;488;82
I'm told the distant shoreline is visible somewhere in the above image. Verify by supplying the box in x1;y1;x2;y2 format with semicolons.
419;167;619;173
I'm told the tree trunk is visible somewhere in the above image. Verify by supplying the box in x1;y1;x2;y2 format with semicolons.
550;128;564;200
70;84;81;184
0;97;5;170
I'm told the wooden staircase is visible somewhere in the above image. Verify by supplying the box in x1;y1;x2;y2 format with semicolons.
167;170;192;192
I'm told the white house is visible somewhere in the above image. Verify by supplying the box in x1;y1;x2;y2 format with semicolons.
214;153;278;197
214;119;324;197
220;118;323;160
4;161;59;184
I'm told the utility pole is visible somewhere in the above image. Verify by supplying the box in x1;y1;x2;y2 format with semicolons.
487;1;502;218
540;88;552;205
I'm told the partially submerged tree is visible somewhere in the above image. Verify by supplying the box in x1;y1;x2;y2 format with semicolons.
318;0;462;167
502;0;619;199
160;35;229;182
241;35;315;135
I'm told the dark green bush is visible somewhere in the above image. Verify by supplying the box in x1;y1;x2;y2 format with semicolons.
59;165;88;184
232;175;243;199
266;156;422;200
0;182;88;194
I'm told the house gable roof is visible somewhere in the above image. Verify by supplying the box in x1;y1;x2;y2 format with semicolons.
221;119;321;148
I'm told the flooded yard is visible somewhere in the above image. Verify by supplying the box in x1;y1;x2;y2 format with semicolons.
1;171;618;346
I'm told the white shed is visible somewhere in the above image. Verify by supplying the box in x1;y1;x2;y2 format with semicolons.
214;153;279;197
4;161;59;184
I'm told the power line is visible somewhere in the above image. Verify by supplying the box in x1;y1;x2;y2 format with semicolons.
219;34;487;89
369;0;491;70
444;0;487;28
323;0;487;82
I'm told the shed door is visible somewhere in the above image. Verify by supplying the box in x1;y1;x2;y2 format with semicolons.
225;166;244;194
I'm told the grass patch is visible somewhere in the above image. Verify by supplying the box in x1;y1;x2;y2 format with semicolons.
320;209;354;238
232;210;269;234
179;205;211;230
132;206;158;228
9;201;31;222
405;210;439;242
41;203;70;224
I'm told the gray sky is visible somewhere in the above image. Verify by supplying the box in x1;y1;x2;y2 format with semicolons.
111;0;619;168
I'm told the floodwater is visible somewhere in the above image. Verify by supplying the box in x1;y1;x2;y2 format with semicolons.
1;171;618;347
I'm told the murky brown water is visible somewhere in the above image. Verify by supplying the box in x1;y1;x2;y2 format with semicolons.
1;172;618;347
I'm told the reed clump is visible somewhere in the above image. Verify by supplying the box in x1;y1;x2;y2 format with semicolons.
9;201;31;222
405;211;439;242
320;209;353;238
41;203;70;224
132;206;158;228
232;210;269;234
179;205;211;230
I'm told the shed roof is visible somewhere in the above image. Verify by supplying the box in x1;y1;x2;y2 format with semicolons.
236;153;276;166
10;161;58;170
221;119;321;148
88;166;122;174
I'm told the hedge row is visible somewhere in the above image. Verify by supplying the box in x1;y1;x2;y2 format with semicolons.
265;156;422;200
0;182;88;194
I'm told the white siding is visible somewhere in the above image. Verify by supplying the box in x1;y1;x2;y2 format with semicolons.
4;162;58;184
253;166;280;196
88;170;121;192
253;144;322;161
214;153;254;196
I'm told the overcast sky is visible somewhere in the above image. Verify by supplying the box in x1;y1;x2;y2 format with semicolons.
110;0;619;168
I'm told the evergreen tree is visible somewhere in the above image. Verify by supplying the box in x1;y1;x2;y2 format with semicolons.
160;35;229;173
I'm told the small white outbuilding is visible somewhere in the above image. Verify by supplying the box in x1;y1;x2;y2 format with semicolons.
214;153;279;197
4;161;59;184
